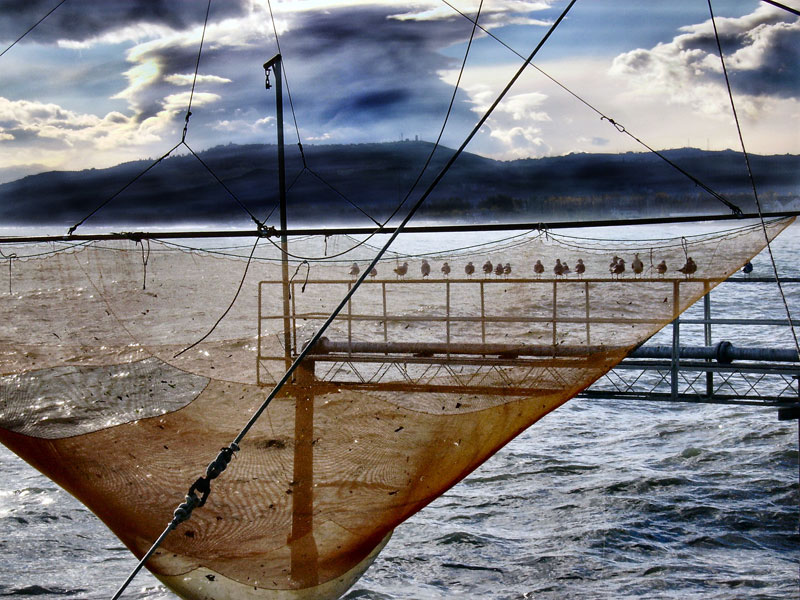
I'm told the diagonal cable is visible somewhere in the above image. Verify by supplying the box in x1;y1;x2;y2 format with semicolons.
182;142;262;226
69;0;262;234
440;0;742;215
265;0;381;227
381;0;485;227
0;0;69;58
110;2;579;597
67;142;182;235
182;0;213;141
759;0;800;16
707;0;800;358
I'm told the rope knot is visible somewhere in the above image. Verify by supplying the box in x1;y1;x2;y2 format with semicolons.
205;444;238;481
173;492;201;525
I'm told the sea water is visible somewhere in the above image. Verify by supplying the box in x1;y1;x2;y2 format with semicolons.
0;222;798;599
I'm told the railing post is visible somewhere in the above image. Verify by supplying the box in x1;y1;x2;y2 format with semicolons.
257;281;263;386
347;281;352;349
446;280;451;356
584;281;590;345
704;283;713;398
480;281;486;346
671;281;680;400
382;282;388;345
552;280;558;347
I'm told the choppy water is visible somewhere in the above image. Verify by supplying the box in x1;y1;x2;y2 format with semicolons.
0;222;798;599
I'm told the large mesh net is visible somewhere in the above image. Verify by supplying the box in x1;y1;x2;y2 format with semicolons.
0;218;792;598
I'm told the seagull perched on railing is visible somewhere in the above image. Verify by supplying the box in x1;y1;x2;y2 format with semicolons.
554;259;564;277
534;260;544;277
631;253;644;277
656;260;667;276
369;266;378;278
393;262;408;278
611;258;625;278
483;260;493;277
503;263;511;277
562;262;571;276
494;262;504;277
349;262;360;277
742;261;753;277
441;262;451;278
421;260;431;278
609;256;619;274
465;262;475;277
678;257;697;278
575;258;585;277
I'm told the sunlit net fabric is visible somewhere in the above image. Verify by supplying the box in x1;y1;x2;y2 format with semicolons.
0;218;791;598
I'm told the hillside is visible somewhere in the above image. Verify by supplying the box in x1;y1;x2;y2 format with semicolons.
0;142;797;226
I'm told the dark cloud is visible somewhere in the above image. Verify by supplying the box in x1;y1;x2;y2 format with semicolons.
0;126;70;148
119;4;488;146
0;0;249;44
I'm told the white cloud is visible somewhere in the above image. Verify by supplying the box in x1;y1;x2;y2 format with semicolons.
609;4;800;119
164;74;233;86
0;97;168;169
391;0;552;23
212;116;275;133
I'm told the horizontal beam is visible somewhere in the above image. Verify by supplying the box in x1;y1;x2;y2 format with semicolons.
578;391;797;407
309;338;624;357
307;339;797;363
1;211;797;244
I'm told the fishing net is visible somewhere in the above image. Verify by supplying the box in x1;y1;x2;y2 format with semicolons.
0;218;792;598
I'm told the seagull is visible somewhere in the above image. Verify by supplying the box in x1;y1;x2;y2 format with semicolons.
562;262;571;276
678;257;697;278
609;256;619;273
611;258;625;278
348;262;360;277
656;260;667;276
393;262;408;278
494;262;504;277
369;266;378;278
465;262;475;277
575;259;586;277
553;259;564;277
631;253;644;277
441;262;451;278
483;260;493;277
421;260;431;278
533;260;545;277
503;263;512;277
742;261;753;277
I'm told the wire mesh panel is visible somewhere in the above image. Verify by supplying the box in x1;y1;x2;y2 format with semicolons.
0;218;792;599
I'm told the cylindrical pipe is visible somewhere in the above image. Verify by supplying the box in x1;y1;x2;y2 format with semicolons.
306;338;799;363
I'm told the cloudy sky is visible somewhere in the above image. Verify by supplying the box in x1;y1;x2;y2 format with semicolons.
0;0;798;183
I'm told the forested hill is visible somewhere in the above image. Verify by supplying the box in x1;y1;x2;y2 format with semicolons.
1;141;797;226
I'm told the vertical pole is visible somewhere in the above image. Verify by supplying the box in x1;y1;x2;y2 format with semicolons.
275;55;292;371
552;281;558;347
671;281;680;400
584;281;590;345
480;281;486;346
704;283;713;398
292;281;297;355
347;282;353;347
257;282;263;386
446;280;451;356
290;360;319;587
382;282;388;344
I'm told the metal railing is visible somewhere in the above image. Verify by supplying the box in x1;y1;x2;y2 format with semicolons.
256;276;800;406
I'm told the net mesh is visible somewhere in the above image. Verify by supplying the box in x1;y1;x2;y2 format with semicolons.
0;218;792;598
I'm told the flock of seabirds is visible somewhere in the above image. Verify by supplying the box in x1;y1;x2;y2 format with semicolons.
347;253;700;279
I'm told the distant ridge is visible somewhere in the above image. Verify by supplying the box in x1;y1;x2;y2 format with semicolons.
0;142;797;226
